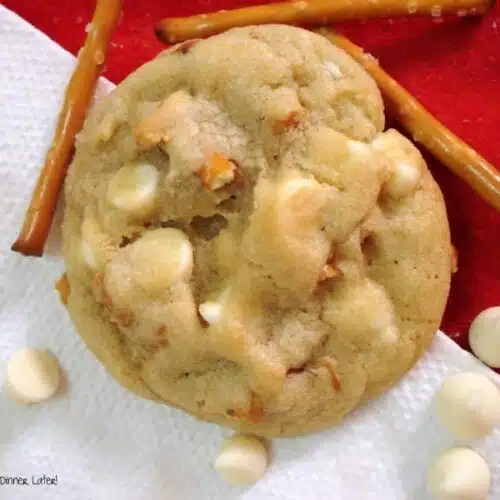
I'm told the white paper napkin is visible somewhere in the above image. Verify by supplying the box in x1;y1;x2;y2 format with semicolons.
1;6;499;499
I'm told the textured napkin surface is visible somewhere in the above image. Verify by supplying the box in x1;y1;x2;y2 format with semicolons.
0;7;499;499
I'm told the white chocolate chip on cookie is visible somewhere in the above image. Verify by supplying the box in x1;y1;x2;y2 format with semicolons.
384;161;421;198
130;228;193;294
199;301;224;325
5;348;61;404
323;60;343;79
107;163;159;215
372;129;422;198
435;372;500;439
428;447;490;500
199;288;231;325
81;240;98;270
214;434;268;485
469;307;500;368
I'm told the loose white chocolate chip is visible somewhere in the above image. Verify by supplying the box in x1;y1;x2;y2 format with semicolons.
214;434;268;485
5;348;61;404
130;228;193;294
107;163;159;215
384;161;421;198
428;448;490;500
469;307;500;368
435;372;500;439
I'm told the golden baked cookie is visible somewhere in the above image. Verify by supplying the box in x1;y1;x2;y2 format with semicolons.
62;25;452;436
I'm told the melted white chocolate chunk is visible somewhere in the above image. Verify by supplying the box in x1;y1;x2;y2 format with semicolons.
6;348;61;404
428;448;490;500
107;163;159;215
213;434;268;485
130;228;193;294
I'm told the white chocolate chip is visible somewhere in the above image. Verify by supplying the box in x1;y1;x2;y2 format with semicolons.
198;288;231;325
130;228;193;294
5;348;61;404
323;60;343;79
385;161;421;198
81;239;98;270
469;307;500;368
435;372;500;439
428;447;490;500
372;129;423;198
107;163;159;215
199;301;223;324
213;434;268;485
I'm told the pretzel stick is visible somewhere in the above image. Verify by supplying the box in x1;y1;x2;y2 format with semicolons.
317;28;500;211
155;0;492;44
11;0;124;257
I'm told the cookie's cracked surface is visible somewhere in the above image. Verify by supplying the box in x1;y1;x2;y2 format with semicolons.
62;25;451;436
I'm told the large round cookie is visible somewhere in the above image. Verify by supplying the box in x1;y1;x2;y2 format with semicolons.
62;25;452;437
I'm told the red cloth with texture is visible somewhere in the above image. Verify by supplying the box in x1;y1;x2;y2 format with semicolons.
5;0;500;352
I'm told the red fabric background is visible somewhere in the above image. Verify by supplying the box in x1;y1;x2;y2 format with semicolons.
4;0;500;351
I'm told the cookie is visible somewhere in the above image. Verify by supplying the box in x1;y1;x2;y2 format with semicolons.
62;25;452;436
